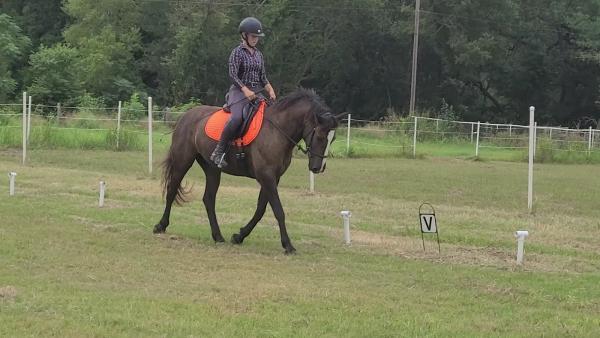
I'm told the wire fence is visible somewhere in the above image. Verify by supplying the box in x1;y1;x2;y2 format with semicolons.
340;114;600;160
2;97;600;172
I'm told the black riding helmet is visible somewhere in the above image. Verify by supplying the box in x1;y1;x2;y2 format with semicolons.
239;17;265;37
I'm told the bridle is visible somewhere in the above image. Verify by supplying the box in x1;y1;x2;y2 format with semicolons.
265;111;335;159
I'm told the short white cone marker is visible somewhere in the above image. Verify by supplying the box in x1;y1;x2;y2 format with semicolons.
340;210;352;245
8;172;17;196
515;230;529;265
99;181;106;207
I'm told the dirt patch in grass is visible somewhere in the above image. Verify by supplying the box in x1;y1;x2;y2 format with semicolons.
319;226;599;274
0;286;18;302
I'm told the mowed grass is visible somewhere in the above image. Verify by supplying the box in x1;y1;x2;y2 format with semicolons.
1;148;600;337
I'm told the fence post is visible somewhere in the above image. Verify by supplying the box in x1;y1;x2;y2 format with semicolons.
588;126;593;156
413;116;418;158
509;124;512;136
309;171;315;193
549;127;552;140
528;106;535;212
475;121;480;157
22;92;27;165
57;103;61;123
148;97;153;174
346;113;351;155
117;101;122;150
27;96;32;144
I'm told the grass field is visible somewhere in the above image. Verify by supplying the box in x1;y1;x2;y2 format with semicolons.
1;146;599;337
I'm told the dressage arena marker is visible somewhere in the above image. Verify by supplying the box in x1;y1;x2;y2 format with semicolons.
99;181;106;207
515;230;529;265
419;202;441;253
309;171;315;193
8;172;17;196
340;210;352;245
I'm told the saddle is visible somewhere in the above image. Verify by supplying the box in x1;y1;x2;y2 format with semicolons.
204;99;266;147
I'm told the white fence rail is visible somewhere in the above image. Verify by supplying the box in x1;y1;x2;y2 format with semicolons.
2;94;600;165
341;114;600;158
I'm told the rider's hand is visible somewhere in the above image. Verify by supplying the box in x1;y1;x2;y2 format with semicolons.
242;87;256;101
268;90;277;101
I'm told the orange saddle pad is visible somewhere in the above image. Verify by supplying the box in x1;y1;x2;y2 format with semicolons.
204;101;266;146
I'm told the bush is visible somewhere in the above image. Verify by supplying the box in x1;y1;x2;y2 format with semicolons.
122;92;146;120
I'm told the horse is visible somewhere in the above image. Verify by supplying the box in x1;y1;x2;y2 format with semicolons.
153;88;340;254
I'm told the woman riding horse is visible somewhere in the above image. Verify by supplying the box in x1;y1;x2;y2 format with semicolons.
153;18;340;255
210;17;277;168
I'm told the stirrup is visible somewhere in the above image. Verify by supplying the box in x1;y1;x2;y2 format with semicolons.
210;150;228;168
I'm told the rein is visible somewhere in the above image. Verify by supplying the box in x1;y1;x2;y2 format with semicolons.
264;115;329;159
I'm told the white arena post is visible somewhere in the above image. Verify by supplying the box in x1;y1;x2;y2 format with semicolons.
148;97;153;174
588;126;593;156
515;230;529;265
309;171;315;193
475;121;480;157
8;172;17;196
340;211;351;245
117;101;122;149
22;92;27;165
99;181;106;207
528;106;535;212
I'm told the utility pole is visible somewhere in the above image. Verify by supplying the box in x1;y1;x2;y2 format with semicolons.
409;0;421;116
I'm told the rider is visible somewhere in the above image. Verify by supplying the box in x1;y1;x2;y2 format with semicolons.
210;17;277;168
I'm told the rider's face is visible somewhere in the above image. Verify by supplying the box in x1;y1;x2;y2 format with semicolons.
246;33;260;47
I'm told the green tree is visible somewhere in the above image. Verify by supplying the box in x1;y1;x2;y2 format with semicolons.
0;13;31;101
63;0;142;103
27;44;83;107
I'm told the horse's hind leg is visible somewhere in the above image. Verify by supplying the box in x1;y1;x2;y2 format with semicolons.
197;158;225;242
257;175;296;254
231;187;268;244
153;149;195;234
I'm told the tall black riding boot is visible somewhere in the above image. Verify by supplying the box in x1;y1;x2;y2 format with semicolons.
210;118;239;168
210;140;228;168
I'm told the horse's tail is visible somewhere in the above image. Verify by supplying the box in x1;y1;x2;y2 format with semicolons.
160;140;191;206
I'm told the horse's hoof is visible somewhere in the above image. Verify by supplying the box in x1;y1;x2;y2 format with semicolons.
153;224;166;234
284;247;297;255
231;234;243;245
213;235;225;243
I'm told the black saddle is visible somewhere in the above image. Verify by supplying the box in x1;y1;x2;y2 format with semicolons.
236;96;265;138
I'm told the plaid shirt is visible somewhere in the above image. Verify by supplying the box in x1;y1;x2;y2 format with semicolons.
228;43;269;89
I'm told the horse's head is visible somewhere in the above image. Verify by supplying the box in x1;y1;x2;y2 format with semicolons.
270;88;342;173
304;111;342;174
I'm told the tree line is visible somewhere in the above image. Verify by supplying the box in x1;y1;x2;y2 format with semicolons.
1;0;600;126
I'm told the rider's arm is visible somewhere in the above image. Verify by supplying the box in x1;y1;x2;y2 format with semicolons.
228;48;245;89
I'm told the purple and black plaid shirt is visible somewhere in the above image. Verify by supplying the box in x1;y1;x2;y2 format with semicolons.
228;43;269;89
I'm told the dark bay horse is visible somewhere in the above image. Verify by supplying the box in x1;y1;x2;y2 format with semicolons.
153;89;340;254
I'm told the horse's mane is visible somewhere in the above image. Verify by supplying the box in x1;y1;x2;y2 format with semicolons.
272;88;331;119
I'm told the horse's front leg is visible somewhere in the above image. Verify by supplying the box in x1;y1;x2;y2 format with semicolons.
259;176;296;254
232;187;268;244
198;159;225;242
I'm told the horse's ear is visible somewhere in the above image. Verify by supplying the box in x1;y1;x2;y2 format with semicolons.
335;113;347;121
